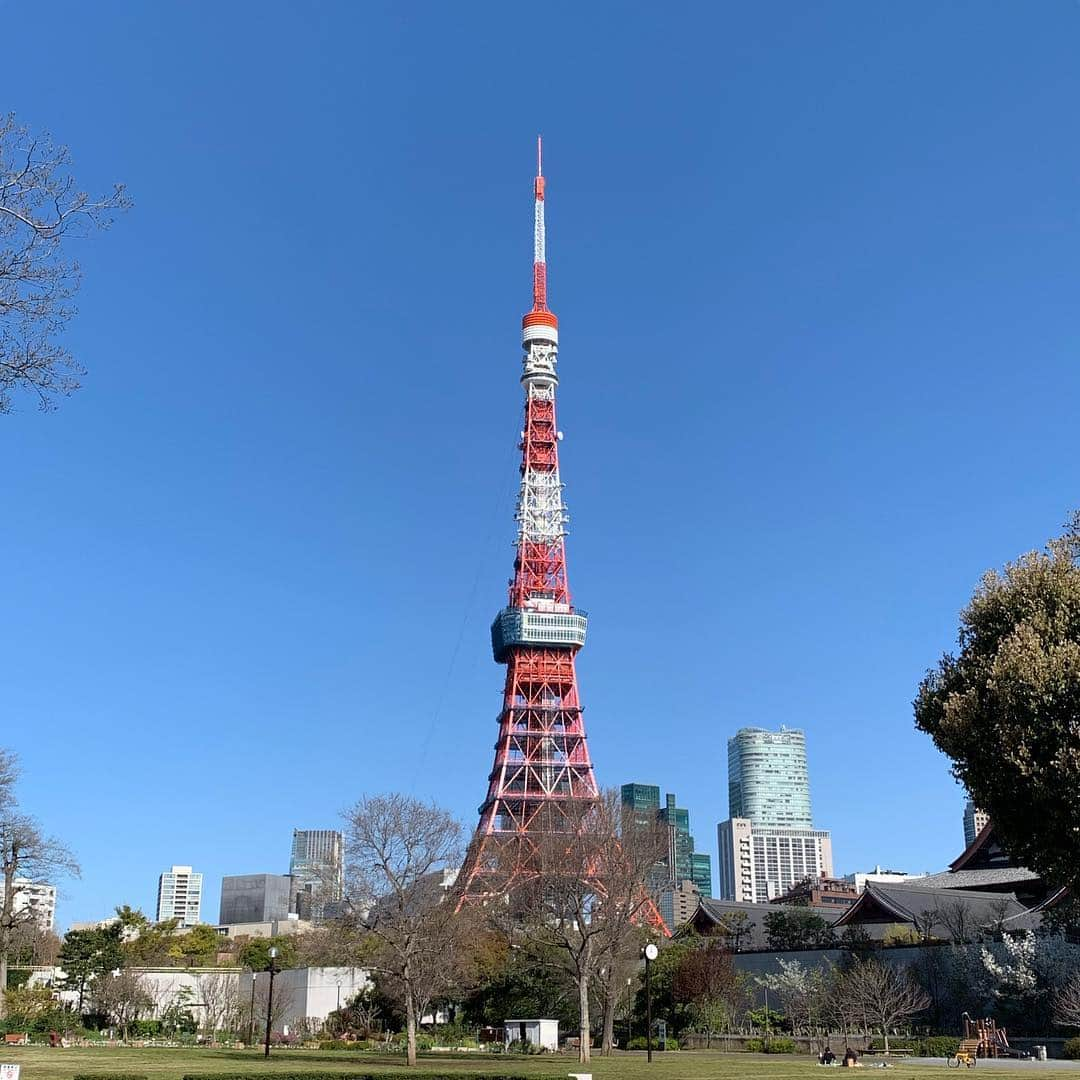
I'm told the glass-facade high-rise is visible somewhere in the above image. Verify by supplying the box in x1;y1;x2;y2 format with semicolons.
659;793;693;883
620;783;661;828
290;829;343;921
963;801;989;848
620;784;713;902
727;727;812;828
691;852;712;898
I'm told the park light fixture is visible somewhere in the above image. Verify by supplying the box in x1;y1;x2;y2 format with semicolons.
642;942;658;1063
263;946;280;1058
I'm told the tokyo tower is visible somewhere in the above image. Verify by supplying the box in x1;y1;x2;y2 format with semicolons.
457;139;599;903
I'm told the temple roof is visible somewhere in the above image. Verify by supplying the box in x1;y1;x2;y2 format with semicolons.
832;881;1029;934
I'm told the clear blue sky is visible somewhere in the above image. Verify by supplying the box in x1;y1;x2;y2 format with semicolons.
4;1;1080;928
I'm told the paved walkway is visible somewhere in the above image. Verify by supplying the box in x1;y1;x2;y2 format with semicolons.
907;1057;1080;1071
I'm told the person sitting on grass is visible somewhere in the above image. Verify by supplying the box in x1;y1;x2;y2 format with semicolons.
820;1046;836;1065
843;1046;862;1067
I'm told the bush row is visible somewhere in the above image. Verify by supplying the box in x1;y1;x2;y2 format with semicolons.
625;1036;680;1051
868;1036;961;1057
181;1073;567;1080
73;1074;149;1080
745;1037;796;1054
1063;1037;1080;1060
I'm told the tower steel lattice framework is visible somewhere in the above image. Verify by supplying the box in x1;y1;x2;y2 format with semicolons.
457;140;601;903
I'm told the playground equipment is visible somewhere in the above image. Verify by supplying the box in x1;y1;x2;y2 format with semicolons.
950;1013;1030;1064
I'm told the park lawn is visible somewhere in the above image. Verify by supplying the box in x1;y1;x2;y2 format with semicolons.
0;1046;1060;1080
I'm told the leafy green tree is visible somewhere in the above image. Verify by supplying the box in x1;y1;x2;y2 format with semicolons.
114;905;183;966
915;514;1080;890
459;938;577;1032
763;910;835;951
58;923;124;1012
632;937;698;1036
167;923;221;967
237;934;298;972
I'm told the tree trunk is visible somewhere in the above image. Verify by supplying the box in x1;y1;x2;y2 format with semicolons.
601;983;616;1055
578;972;591;1064
0;951;7;1018
405;983;417;1067
883;1023;889;1055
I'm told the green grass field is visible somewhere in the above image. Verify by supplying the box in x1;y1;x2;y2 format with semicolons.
1;1046;1074;1080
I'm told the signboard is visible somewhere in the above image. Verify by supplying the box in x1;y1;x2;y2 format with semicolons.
1;1064;22;1080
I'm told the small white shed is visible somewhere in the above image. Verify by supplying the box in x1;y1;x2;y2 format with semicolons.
504;1018;559;1052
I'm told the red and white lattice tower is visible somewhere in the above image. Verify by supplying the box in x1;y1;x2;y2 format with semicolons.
457;139;600;902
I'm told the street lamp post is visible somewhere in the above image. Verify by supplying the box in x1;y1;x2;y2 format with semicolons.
248;972;257;1046
642;942;658;1064
263;947;279;1059
626;976;633;1050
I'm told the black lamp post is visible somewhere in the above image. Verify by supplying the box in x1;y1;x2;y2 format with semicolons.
642;942;658;1064
248;972;257;1046
263;946;278;1058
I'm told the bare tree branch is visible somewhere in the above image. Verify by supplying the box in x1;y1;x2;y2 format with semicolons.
0;113;130;412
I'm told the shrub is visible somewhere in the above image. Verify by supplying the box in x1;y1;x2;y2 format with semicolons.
920;1036;960;1057
1063;1038;1080;1060
182;1074;565;1080
626;1036;678;1051
745;1037;796;1054
73;1074;148;1080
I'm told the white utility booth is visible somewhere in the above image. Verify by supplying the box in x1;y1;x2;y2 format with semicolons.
504;1018;558;1052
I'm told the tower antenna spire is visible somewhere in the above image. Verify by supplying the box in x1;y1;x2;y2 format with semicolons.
531;137;549;313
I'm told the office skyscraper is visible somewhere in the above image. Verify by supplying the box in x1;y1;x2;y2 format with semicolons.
727;727;812;828
718;727;832;902
620;783;661;829
620;784;713;899
718;817;833;903
963;801;989;848
219;874;293;925
156;865;202;927
289;829;343;920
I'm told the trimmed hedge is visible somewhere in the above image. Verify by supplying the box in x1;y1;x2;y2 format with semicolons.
745;1037;796;1054
73;1075;149;1080
1063;1037;1080;1060
182;1074;567;1080
869;1036;960;1057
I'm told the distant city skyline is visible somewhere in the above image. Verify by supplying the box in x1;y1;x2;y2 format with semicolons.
7;2;1078;925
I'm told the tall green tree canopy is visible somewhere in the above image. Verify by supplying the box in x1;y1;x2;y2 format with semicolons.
58;923;124;1009
915;515;1080;889
237;934;298;972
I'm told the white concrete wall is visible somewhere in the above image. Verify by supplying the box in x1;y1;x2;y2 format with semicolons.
253;966;372;1034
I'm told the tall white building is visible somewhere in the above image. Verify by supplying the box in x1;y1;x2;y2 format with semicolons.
0;879;57;930
156;865;203;927
717;818;833;903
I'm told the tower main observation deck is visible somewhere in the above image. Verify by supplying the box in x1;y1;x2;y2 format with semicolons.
456;140;600;902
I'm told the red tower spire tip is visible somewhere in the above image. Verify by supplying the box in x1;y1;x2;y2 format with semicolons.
527;137;556;329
